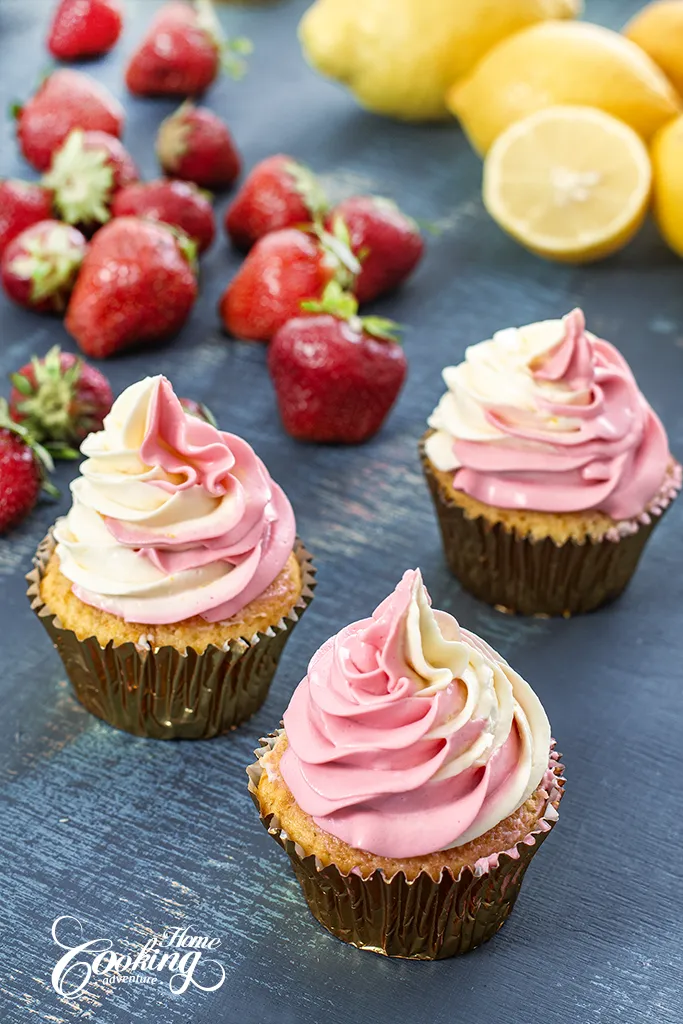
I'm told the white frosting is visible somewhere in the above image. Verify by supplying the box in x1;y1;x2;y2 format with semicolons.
405;574;550;846
53;375;295;625
425;317;590;471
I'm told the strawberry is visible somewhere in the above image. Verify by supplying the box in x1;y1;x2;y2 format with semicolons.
325;196;424;303
10;346;113;448
65;217;198;358
43;130;139;231
219;225;360;342
0;180;53;257
0;399;57;534
14;69;124;172
1;221;88;315
112;179;215;253
125;0;251;97
179;397;217;425
48;0;123;61
156;102;240;190
268;283;407;444
224;154;328;251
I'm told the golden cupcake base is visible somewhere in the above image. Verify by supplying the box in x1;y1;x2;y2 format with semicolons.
420;432;681;617
247;731;565;959
27;532;316;739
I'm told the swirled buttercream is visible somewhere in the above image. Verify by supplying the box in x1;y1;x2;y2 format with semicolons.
54;375;296;624
280;569;550;858
425;308;670;519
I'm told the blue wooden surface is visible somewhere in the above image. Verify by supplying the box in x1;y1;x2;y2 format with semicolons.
1;1;682;1021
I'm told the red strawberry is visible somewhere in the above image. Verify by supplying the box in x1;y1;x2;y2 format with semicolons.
0;399;57;534
224;154;328;251
125;0;251;97
1;221;88;315
179;397;217;425
325;196;424;303
156;102;240;190
0;180;53;257
48;0;123;61
112;179;215;253
43;129;139;231
65;217;198;358
268;283;407;444
10;345;113;448
14;69;124;172
219;225;360;343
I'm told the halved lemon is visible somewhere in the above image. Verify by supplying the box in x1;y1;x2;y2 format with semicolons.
482;105;653;262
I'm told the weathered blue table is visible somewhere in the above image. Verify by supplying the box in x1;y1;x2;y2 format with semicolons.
1;1;682;1021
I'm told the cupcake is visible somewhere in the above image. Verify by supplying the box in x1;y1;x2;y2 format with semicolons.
248;569;564;959
27;375;315;739
421;308;681;616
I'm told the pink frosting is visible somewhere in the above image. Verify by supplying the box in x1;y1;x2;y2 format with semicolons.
451;309;670;520
280;570;547;859
74;377;295;624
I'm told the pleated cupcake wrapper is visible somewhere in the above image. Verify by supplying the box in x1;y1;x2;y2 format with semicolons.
27;531;316;740
420;435;682;617
247;731;565;959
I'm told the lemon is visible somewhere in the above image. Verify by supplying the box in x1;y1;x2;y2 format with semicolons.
625;1;683;96
482;105;652;263
652;114;683;256
448;21;681;154
299;0;582;123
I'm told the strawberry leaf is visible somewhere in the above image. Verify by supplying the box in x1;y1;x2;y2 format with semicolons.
10;373;33;397
42;129;114;226
194;0;252;79
301;280;358;319
360;316;404;343
313;221;361;290
284;160;328;219
0;398;59;496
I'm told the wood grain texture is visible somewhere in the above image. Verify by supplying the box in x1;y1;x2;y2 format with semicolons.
1;1;682;1022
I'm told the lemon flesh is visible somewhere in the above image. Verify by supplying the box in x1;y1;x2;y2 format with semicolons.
625;0;683;97
482;105;652;263
299;0;582;122
449;21;681;154
652;113;683;256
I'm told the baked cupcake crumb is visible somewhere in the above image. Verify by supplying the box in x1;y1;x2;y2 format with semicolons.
257;732;551;882
40;550;303;654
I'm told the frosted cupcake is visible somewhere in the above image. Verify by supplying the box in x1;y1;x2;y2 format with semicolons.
27;375;315;738
248;569;564;959
421;308;681;616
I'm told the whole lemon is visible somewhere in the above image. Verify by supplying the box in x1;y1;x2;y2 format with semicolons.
299;0;582;122
448;21;681;154
652;114;683;256
625;1;683;96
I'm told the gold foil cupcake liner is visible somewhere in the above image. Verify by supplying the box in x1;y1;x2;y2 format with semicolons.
420;435;681;617
247;731;565;959
27;532;316;740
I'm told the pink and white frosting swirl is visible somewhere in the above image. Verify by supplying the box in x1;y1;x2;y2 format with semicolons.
425;309;670;520
54;376;295;625
280;569;550;859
